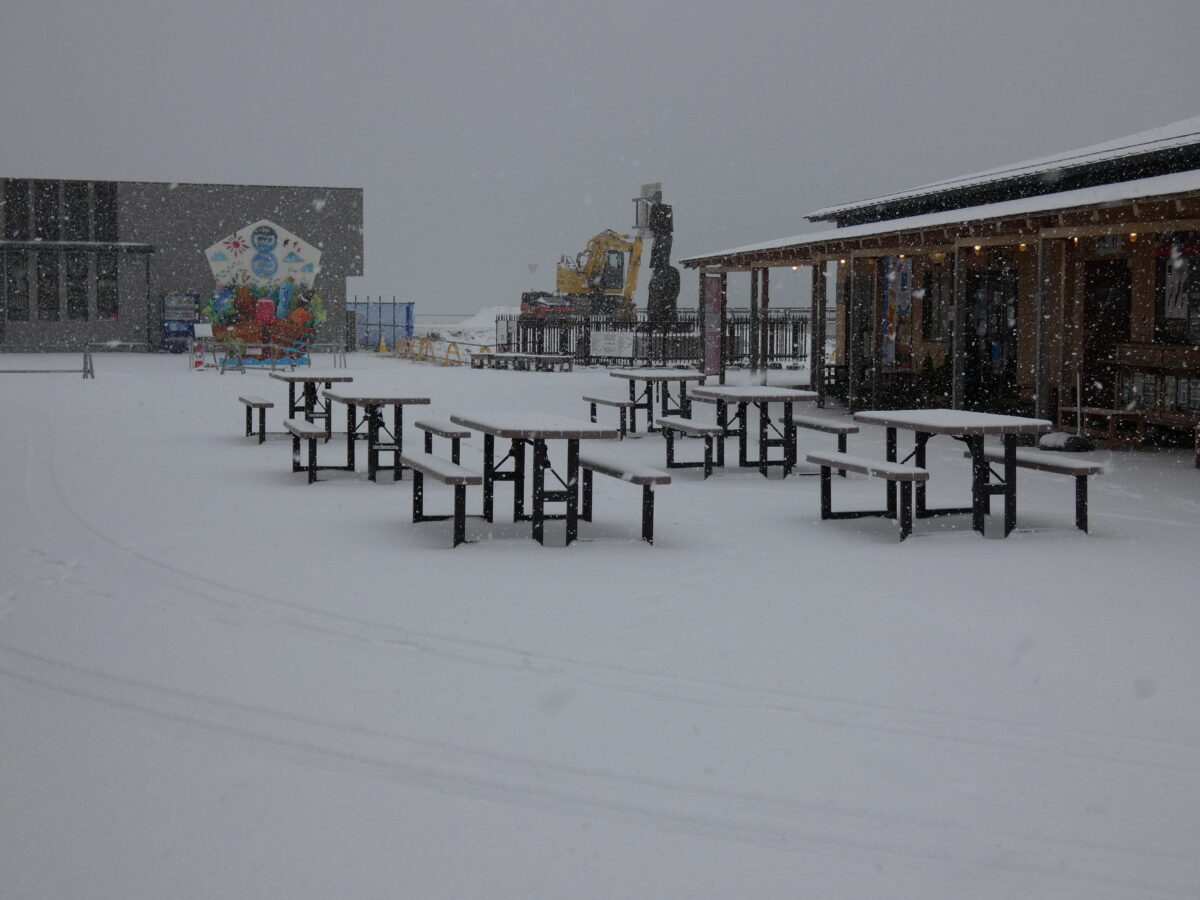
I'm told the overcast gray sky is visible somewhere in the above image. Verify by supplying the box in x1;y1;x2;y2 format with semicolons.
3;0;1199;312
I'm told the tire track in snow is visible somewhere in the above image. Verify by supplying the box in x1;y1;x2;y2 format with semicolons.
2;646;1196;900
29;421;1200;780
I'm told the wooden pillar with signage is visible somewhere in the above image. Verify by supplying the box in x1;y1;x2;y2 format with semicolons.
760;267;770;385
812;263;827;404
700;268;726;384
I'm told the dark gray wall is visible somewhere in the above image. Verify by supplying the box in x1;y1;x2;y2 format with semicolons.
1;179;363;351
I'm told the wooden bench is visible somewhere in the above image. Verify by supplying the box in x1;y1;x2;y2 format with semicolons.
1057;406;1145;449
657;418;725;479
806;451;929;540
582;395;638;438
397;452;483;547
792;413;859;475
284;418;327;483
578;449;671;544
471;351;574;372
971;446;1104;532
414;417;471;464
238;395;274;444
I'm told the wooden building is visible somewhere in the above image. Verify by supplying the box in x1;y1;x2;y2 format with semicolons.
681;117;1200;442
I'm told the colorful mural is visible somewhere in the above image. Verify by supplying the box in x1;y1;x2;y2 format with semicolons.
202;219;325;347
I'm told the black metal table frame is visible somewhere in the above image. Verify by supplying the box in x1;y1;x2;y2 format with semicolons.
336;401;411;482
284;379;338;441
481;434;582;545
883;428;1019;536
709;399;797;476
623;377;696;434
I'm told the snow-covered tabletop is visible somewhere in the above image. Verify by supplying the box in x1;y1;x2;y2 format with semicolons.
854;408;1052;435
267;371;354;384
450;412;619;440
692;385;819;404
322;390;431;406
609;368;707;383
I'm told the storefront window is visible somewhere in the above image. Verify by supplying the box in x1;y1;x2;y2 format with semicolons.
36;251;59;321
34;181;60;242
66;251;89;320
96;252;118;319
94;183;118;242
1155;236;1200;345
4;251;30;321
921;257;954;342
63;182;90;241
3;180;30;240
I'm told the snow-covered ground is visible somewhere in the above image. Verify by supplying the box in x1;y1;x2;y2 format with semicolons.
2;351;1198;900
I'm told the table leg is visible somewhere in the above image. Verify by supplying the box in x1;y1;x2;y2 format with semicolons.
716;401;727;468
1003;433;1017;536
886;427;897;517
784;401;796;472
346;403;357;470
680;381;692;417
738;402;749;467
532;440;547;545
627;379;639;433
565;439;579;545
322;381;334;440
394;404;405;481
288;382;299;417
483;433;495;522
969;434;987;535
513;439;527;521
367;404;380;481
757;401;769;477
914;432;929;515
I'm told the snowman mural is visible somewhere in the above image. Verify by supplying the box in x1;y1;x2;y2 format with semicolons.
202;219;324;348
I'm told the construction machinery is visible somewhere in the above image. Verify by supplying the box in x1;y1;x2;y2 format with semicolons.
520;229;643;317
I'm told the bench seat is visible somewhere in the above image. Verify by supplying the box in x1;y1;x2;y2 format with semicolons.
583;395;639;438
791;414;858;435
806;451;927;539
414;417;472;463
969;446;1103;531
398;452;483;547
806;451;929;481
239;395;275;443
578;448;671;543
657;417;725;479
284;418;327;483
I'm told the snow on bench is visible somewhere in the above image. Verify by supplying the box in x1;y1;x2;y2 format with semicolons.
578;447;671;544
398;452;483;548
284;418;327;483
968;445;1103;531
238;395;274;443
656;417;725;479
582;395;639;438
806;451;928;540
413;417;472;464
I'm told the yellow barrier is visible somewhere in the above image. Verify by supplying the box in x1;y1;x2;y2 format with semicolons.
388;337;470;367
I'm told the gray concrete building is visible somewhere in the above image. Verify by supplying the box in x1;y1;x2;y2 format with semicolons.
0;179;363;351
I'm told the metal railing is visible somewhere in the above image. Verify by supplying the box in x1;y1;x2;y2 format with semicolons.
496;309;809;368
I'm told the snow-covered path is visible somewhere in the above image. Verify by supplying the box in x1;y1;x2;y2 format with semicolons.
2;353;1198;899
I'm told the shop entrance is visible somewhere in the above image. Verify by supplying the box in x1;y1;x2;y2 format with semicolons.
1082;258;1131;407
963;262;1019;410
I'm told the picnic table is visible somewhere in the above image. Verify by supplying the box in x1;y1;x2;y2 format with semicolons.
449;412;617;545
853;408;1052;537
690;384;819;475
269;371;353;440
608;368;707;433
323;390;431;481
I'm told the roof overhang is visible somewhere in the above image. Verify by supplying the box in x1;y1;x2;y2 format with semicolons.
682;168;1200;269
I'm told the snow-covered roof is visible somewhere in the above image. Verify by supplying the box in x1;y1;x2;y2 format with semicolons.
806;116;1200;221
681;167;1200;265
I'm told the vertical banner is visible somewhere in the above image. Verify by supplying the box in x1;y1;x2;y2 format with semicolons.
881;256;912;367
702;271;723;376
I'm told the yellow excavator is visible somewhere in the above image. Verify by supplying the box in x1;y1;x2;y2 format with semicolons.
521;229;643;316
